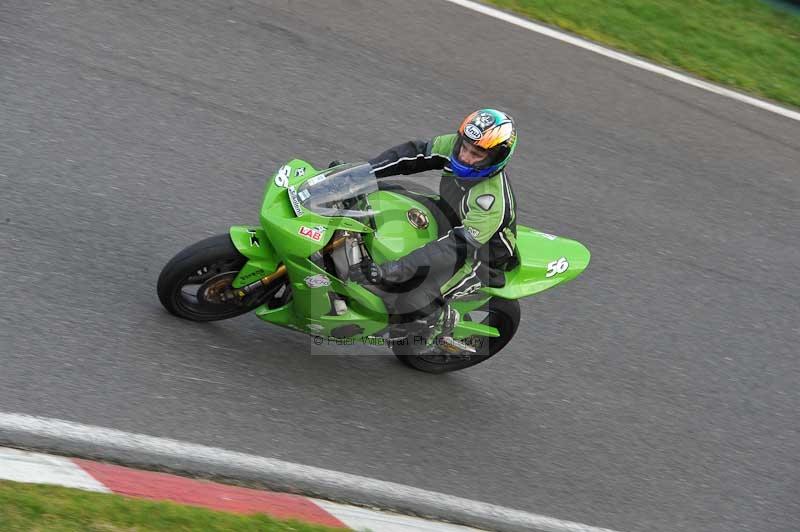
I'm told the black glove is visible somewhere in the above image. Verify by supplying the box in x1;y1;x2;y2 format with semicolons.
349;261;383;284
350;260;408;285
363;261;384;284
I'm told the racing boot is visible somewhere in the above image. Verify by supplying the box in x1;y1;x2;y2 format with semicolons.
435;305;476;354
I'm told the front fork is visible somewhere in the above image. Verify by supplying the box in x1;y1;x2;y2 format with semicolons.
229;225;350;299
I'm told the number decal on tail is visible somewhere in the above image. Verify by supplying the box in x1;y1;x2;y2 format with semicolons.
545;257;569;278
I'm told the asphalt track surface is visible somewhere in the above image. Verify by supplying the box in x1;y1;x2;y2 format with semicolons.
1;1;798;531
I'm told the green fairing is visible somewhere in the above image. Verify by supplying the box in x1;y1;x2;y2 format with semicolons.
364;190;439;263
232;160;387;337
228;159;590;342
482;228;591;300
229;226;278;288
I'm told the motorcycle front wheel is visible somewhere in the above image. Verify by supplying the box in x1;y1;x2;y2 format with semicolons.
157;234;280;322
392;297;520;373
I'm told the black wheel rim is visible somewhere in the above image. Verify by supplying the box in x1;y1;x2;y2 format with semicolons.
171;257;251;319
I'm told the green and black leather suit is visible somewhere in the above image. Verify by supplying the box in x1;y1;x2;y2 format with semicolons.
368;134;518;322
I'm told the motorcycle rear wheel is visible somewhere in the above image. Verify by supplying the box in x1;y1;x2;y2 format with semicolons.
392;297;520;373
157;234;278;322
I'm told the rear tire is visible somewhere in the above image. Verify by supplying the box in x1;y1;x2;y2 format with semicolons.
393;297;520;373
157;234;272;322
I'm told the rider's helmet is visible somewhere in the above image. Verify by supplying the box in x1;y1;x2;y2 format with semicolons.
449;109;517;180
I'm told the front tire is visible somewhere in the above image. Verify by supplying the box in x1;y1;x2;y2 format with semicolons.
157;234;270;322
393;297;520;373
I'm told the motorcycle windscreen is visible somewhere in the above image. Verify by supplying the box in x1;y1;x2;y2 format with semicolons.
296;163;379;219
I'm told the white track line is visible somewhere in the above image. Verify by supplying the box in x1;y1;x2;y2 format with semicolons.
0;412;624;532
314;499;485;531
0;447;109;492
0;445;478;531
441;0;800;122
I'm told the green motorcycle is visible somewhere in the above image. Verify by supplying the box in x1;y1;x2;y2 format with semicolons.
157;161;590;373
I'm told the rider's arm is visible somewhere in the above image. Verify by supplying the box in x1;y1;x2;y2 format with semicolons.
368;134;455;178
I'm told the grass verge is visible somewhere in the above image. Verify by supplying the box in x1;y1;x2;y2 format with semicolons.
483;0;800;109
0;480;346;532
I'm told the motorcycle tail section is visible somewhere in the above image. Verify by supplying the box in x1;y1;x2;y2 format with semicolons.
482;226;590;300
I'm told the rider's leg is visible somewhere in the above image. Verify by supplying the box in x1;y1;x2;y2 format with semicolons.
387;259;483;341
435;259;484;341
385;277;447;341
441;259;483;301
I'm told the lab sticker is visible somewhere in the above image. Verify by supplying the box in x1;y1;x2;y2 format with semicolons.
298;225;325;241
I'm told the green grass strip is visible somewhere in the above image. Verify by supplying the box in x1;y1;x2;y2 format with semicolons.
483;0;800;109
0;480;346;532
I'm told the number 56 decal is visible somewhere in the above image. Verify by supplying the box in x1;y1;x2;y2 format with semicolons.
546;257;569;278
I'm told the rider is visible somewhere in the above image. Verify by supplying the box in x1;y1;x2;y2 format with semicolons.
354;109;519;345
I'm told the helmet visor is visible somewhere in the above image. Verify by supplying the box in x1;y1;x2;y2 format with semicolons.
453;135;509;170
